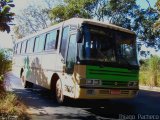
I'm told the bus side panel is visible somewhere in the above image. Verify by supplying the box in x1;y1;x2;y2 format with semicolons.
40;52;64;89
24;54;48;88
12;55;25;78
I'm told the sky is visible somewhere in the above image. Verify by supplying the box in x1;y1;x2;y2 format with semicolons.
0;0;158;49
0;0;46;48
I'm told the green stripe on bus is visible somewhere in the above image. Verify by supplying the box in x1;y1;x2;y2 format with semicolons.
86;65;139;82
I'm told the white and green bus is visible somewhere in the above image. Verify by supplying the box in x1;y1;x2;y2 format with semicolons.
13;18;139;103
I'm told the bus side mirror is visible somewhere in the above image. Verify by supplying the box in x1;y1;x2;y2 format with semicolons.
77;29;83;43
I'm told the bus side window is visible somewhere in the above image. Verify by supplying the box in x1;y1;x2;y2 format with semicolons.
17;42;22;54
39;34;46;52
60;27;69;58
26;38;35;53
14;44;17;54
66;34;77;74
21;40;27;54
34;36;40;53
34;34;45;53
45;30;59;51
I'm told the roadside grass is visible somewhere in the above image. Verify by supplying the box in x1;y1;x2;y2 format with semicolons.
0;77;30;119
0;92;30;119
139;55;160;87
0;50;30;119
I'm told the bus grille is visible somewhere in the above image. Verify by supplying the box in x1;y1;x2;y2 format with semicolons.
99;90;110;94
121;90;129;95
99;89;130;95
102;81;128;87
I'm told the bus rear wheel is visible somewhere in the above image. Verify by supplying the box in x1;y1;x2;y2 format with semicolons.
56;79;64;104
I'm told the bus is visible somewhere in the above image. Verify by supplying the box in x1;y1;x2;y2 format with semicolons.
12;18;139;104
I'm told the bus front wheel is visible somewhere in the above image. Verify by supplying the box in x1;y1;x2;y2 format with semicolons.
56;79;64;104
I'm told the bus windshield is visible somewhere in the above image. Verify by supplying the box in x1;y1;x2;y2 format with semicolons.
78;24;138;67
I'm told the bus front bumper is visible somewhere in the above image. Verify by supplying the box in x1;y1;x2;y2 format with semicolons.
74;85;139;99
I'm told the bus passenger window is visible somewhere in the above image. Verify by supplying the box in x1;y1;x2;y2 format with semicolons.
39;34;46;52
21;40;27;54
34;34;46;53
26;38;35;53
60;27;69;58
14;44;17;54
45;30;58;50
34;37;40;52
66;34;77;74
17;43;22;54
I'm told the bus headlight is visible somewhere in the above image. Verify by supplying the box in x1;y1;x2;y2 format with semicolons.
86;79;94;85
94;79;101;85
133;81;138;86
86;79;101;85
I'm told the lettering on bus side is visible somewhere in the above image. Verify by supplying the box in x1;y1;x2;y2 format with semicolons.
65;85;74;93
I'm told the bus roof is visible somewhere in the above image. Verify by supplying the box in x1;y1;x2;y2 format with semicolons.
64;18;135;35
16;18;135;43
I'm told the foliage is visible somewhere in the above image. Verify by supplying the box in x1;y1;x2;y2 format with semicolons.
154;0;160;30
0;0;15;33
14;4;51;38
0;49;12;75
0;49;12;93
14;0;159;52
50;0;159;47
49;0;96;22
0;49;27;118
0;92;29;119
140;55;160;87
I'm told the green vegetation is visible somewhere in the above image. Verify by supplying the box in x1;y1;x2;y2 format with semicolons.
0;50;12;75
15;0;159;51
140;55;160;87
154;0;160;30
0;0;15;33
0;49;12;93
0;92;29;119
0;50;29;119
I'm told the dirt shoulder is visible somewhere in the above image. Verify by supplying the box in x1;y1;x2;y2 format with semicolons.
140;85;160;92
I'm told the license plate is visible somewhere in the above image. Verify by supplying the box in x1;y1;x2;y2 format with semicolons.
110;90;121;95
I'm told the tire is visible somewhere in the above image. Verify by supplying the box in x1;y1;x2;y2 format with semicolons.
56;79;65;104
25;81;33;88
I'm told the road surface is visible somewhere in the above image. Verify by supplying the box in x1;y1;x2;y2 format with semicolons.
4;72;160;120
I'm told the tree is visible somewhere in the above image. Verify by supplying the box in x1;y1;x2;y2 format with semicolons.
49;0;96;22
99;0;159;56
14;1;54;39
14;0;159;52
154;0;160;30
0;0;15;33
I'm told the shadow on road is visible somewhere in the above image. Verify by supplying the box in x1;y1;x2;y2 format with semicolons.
5;72;160;119
12;87;137;119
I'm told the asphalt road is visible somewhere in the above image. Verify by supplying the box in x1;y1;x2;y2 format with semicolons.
4;72;160;120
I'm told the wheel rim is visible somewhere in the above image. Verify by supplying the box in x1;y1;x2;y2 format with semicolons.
21;72;27;88
21;73;25;86
56;80;63;103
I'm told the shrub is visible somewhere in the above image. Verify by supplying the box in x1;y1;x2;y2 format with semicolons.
0;50;29;119
0;92;29;119
0;49;12;93
140;55;160;87
0;49;12;75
